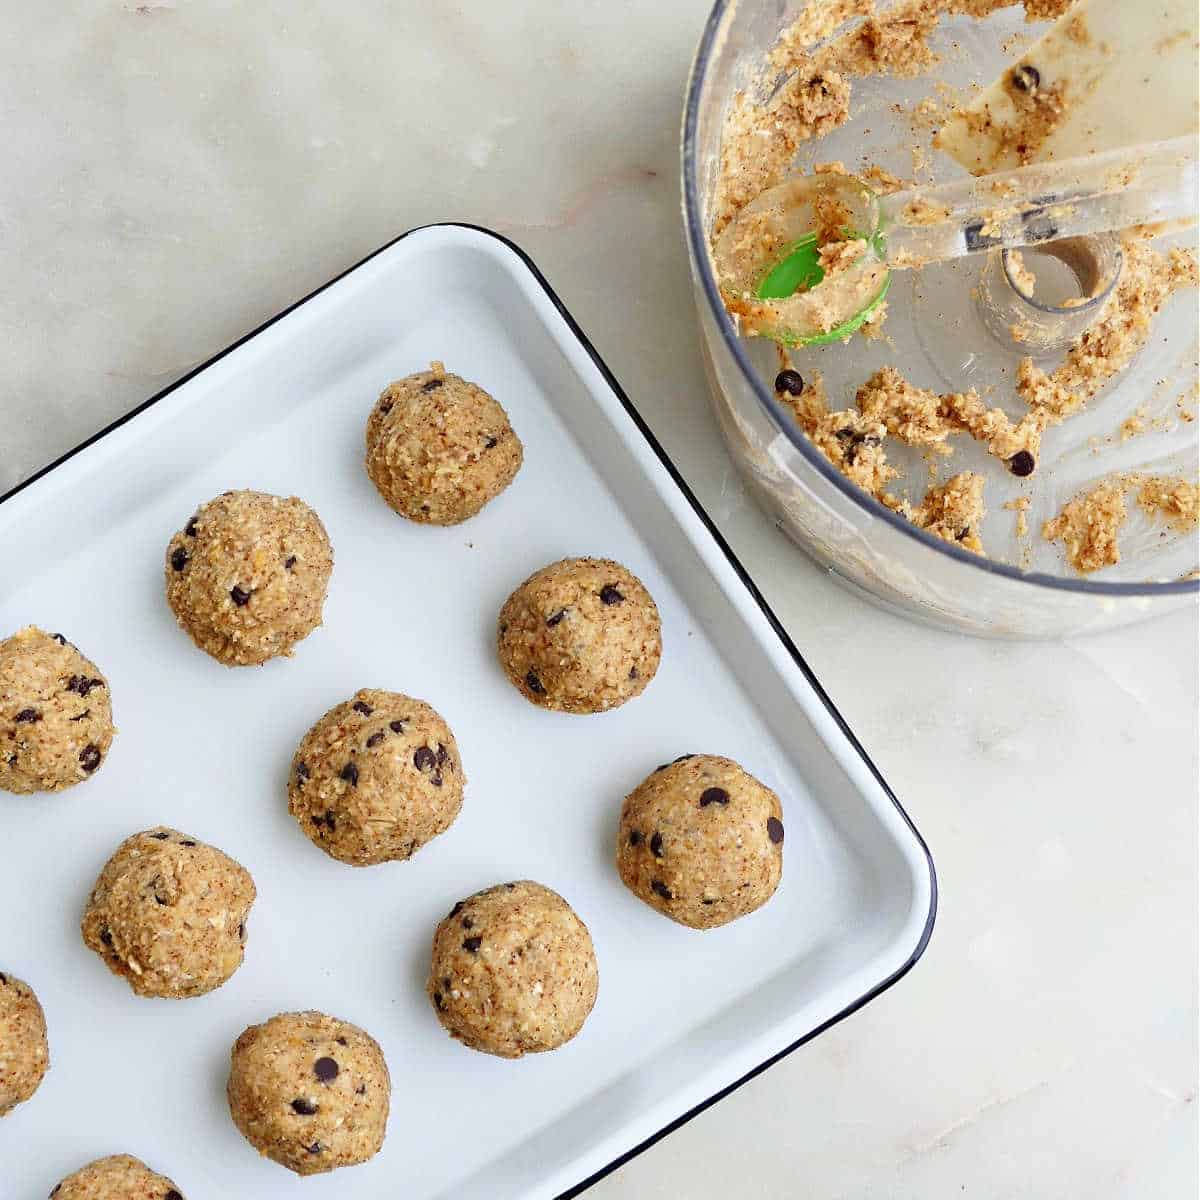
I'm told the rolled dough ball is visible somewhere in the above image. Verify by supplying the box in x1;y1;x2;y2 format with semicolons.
0;626;114;795
50;1154;184;1199
288;688;465;866
164;489;333;666
227;1010;390;1176
0;971;49;1116
365;361;523;525
428;880;599;1058
616;754;784;929
497;557;661;714
81;827;256;999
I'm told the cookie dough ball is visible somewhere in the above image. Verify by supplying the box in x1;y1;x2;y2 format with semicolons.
365;361;523;525
228;1010;390;1176
616;754;784;930
0;971;49;1116
497;557;661;713
165;490;333;666
0;626;114;795
428;881;599;1058
81;827;256;999
289;689;465;866
50;1154;185;1199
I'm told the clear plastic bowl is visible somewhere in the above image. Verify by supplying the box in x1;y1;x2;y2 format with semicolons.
681;0;1199;638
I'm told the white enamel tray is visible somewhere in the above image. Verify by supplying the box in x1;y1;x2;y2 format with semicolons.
0;224;936;1199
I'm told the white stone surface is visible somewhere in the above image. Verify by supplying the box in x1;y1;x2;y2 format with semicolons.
2;2;1196;1196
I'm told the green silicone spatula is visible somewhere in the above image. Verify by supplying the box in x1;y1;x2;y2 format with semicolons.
714;135;1197;346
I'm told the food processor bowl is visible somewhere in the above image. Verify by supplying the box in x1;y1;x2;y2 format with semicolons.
681;0;1199;638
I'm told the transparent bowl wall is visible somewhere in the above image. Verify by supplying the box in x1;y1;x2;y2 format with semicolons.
681;0;1199;639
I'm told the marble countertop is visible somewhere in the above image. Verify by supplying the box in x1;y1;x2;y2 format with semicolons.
3;2;1196;1196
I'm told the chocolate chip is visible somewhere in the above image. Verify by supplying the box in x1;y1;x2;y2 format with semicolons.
149;831;170;840
499;623;508;635
306;1142;322;1155
673;754;696;763
449;901;464;918
379;399;393;415
461;916;474;929
291;1097;318;1115
52;633;67;645
353;700;374;716
955;527;972;542
413;746;436;773
170;547;188;572
651;880;673;900
774;369;805;395
504;882;516;890
599;584;624;605
0;973;7;985
238;923;245;940
180;840;196;847
1011;64;1039;93
389;719;405;733
436;743;449;766
185;517;198;537
629;666;639;680
230;586;251;606
284;555;297;570
462;936;482;953
100;928;113;947
79;744;101;772
1008;450;1035;477
431;772;444;788
356;1083;367;1095
629;830;642;846
546;609;566;627
296;761;310;781
442;975;451;988
422;378;444;392
700;787;730;807
701;898;717;905
314;1056;339;1082
525;671;546;695
366;731;385;748
484;436;498;449
321;810;337;832
340;762;359;787
767;817;785;844
433;990;445;1010
649;832;664;858
14;708;40;723
66;675;104;696
165;1192;183;1200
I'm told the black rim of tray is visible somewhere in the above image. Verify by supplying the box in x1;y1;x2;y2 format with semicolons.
0;221;938;1198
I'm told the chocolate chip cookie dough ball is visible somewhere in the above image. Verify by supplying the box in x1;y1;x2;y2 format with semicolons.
428;881;599;1058
497;557;661;714
164;490;333;666
365;361;523;525
617;755;784;930
81;827;256;999
0;627;114;795
288;689;464;866
50;1154;185;1199
227;1010;390;1177
0;971;49;1116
